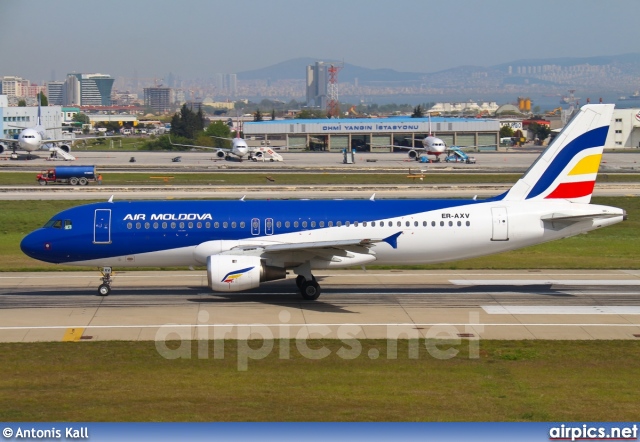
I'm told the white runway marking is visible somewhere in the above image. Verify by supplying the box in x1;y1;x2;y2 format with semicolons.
482;306;640;315
451;279;640;286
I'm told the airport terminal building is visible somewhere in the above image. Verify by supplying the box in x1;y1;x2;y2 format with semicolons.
242;117;501;152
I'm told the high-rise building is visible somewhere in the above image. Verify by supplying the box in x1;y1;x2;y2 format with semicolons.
66;73;114;106
143;87;172;113
214;73;237;95
1;76;30;98
306;62;328;109
46;81;65;105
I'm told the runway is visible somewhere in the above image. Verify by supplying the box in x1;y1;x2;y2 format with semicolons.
1;270;640;342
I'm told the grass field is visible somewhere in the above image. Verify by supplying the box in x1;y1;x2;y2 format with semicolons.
0;196;637;271
0;340;638;421
2;172;640;186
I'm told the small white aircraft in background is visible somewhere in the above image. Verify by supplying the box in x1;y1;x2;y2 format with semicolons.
170;121;284;162
0;100;116;160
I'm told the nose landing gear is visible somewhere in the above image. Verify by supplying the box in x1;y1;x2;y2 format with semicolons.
98;267;113;296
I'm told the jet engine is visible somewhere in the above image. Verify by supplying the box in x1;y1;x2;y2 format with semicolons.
0;143;6;154
58;144;72;153
207;255;286;292
215;150;226;159
407;149;419;160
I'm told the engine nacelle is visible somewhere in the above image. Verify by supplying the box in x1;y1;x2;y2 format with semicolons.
215;150;226;158
0;143;6;154
207;255;286;292
408;149;419;160
58;144;71;153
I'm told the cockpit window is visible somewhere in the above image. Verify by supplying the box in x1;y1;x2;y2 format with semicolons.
43;219;63;229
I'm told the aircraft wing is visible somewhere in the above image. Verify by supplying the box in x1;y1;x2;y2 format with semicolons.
541;212;624;230
169;137;230;152
214;232;403;264
43;135;121;144
370;143;426;151
0;137;18;143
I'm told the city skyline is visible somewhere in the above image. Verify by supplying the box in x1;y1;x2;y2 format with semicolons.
1;0;639;82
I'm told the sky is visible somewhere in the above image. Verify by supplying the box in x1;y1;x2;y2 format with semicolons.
1;0;639;83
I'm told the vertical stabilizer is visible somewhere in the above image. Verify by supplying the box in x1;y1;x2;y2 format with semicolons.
502;104;613;204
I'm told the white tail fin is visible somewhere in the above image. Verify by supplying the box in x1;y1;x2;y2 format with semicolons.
502;104;613;204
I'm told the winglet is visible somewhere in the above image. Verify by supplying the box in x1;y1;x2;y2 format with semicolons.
383;231;402;249
108;195;114;203
240;195;246;201
370;193;376;201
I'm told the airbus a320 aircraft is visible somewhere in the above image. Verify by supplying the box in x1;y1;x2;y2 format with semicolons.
21;104;625;300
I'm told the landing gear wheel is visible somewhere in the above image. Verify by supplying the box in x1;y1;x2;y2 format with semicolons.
98;283;111;296
295;275;306;289
98;267;113;296
300;281;321;300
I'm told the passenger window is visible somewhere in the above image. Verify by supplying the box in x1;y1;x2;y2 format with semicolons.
188;222;193;229
346;221;350;227
448;221;453;227
354;221;359;227
285;221;290;228
311;221;316;228
214;222;219;228
397;221;401;227
414;221;418;227
205;222;211;229
162;222;168;229
328;221;333;227
145;222;150;229
302;221;307;228
179;222;184;229
231;222;237;228
466;221;470;227
171;222;176;229
154;222;159;229
223;222;228;228
240;222;245;228
319;221;324;227
64;220;72;230
127;222;132;230
457;221;461;227
423;221;427;227
276;221;282;228
294;221;299;228
440;221;444;227
197;222;202;229
405;221;410;227
432;221;436;227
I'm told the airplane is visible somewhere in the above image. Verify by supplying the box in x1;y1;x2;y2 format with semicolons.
391;114;449;161
169;121;284;162
0;99;113;160
20;104;626;301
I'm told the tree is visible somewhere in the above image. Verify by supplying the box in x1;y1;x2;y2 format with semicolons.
254;109;263;121
499;125;514;138
73;112;90;124
528;122;551;145
18;99;26;107
37;92;48;106
411;105;424;118
170;104;204;139
271;109;276;121
296;109;325;119
205;121;232;149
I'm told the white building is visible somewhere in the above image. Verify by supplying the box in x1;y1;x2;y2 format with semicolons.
606;108;640;149
0;95;63;139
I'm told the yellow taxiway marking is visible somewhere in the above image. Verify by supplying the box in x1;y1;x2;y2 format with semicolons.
62;328;84;342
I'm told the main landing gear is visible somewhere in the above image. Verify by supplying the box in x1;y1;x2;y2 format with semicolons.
295;274;321;301
98;267;113;296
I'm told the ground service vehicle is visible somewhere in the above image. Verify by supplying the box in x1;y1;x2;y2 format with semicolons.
37;166;97;186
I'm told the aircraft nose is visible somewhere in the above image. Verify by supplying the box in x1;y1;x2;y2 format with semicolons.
20;230;54;262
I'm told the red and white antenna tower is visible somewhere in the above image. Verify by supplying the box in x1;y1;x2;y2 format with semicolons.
326;62;344;118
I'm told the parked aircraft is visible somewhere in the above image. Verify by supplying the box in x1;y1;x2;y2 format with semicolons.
170;121;284;162
21;104;625;300
0;100;114;160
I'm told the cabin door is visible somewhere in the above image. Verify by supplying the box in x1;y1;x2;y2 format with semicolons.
491;207;509;241
94;209;112;244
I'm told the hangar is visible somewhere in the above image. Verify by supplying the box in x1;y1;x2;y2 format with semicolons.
242;117;501;152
